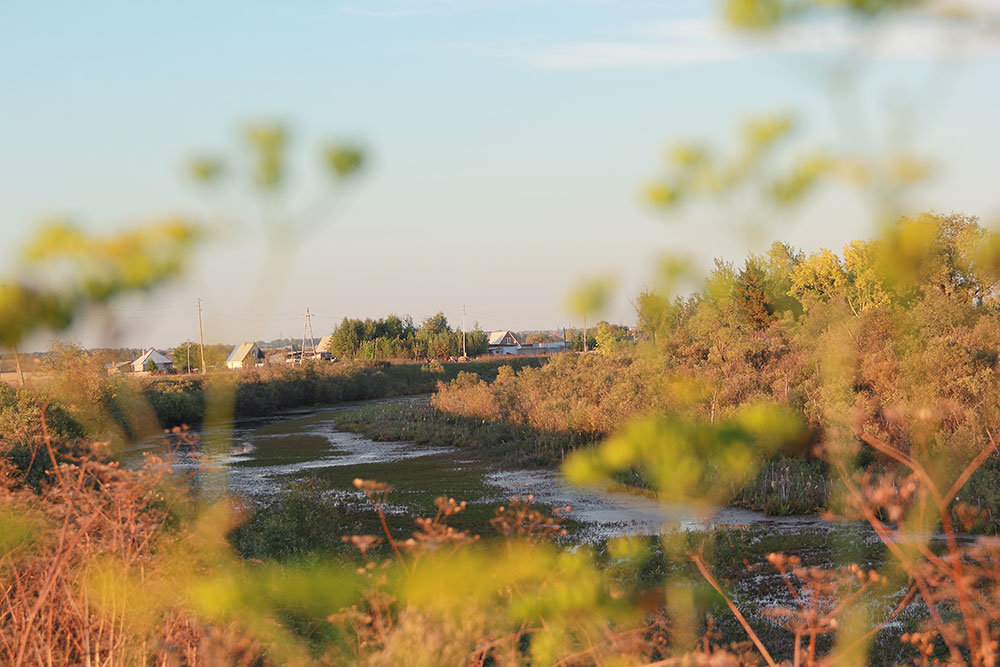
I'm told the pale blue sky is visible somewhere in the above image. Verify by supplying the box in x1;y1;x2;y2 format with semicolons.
3;1;999;349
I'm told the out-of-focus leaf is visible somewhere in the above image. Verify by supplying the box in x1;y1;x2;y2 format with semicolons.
565;403;807;508
244;123;287;190
645;182;682;207
771;153;830;203
669;143;708;168
743;114;794;154
2;219;200;346
0;284;73;347
187;156;225;184
723;0;926;30
323;144;365;178
723;0;787;28
0;506;42;558
567;276;616;318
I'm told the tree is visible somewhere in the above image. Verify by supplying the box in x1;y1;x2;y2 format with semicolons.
593;321;631;356
733;259;773;331
465;326;489;357
420;312;451;336
171;341;197;373
842;239;890;314
329;317;363;357
788;248;847;309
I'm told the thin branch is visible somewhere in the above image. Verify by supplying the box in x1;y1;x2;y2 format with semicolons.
689;554;777;667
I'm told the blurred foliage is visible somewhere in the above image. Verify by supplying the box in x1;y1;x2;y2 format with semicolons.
0;219;200;348
723;0;928;29
188;121;364;237
645;111;933;227
324;145;365;177
0;506;41;559
565;403;807;509
245;123;288;190
567;275;617;320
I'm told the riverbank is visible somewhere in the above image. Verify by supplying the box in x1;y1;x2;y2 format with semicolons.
328;400;832;516
108;357;545;434
328;399;590;467
330;400;1000;533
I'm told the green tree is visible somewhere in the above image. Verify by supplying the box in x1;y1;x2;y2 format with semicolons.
788;248;848;309
592;321;631;356
420;312;451;336
171;341;198;373
465;325;489;357
733;259;773;331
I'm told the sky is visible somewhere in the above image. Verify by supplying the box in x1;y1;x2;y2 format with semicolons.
2;0;1000;350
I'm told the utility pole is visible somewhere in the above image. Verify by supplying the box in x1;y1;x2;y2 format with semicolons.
197;298;207;374
301;308;315;360
186;341;191;374
12;344;24;387
462;304;467;358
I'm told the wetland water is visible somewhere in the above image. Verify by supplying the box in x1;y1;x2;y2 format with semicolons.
125;396;865;544
124;397;931;662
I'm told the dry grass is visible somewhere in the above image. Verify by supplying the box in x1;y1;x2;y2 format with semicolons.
0;420;263;666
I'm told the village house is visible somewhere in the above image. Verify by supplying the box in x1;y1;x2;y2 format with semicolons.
489;330;569;356
309;335;334;360
488;330;521;355
132;349;173;373
226;342;265;369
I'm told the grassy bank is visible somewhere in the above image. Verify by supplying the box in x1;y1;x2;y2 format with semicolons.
337;399;1000;531
329;400;831;515
109;357;545;433
329;400;596;467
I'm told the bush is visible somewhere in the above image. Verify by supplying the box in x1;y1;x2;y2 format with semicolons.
230;479;353;560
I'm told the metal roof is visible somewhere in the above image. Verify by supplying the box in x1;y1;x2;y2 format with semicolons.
133;349;172;368
488;330;519;346
226;342;260;364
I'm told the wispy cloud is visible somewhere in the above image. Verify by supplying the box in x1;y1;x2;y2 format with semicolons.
481;14;1000;71
342;6;431;18
341;0;516;20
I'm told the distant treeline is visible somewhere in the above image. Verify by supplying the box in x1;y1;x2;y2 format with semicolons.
325;312;490;359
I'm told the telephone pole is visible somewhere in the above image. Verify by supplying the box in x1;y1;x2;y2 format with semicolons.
12;345;24;387
197;298;207;374
461;304;467;358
